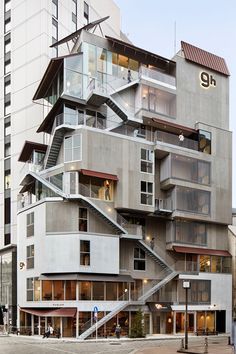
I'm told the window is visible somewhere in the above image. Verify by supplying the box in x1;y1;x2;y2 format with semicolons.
4;233;11;245
64;134;82;162
4;33;11;53
4;9;11;33
42;280;52;300
26;245;34;269
52;0;58;19
175;221;207;246
134;247;146;270
72;0;77;30
84;2;89;24
176;186;210;215
199;130;211;154
27;278;34;301
4;51;11;74
80;240;90;266
79;208;88;231
4;118;11;136
140;181;153;205
178;280;210;304
27;212;34;237
141;148;153;173
4;171;11;189
52;18;58;40
34;278;40;301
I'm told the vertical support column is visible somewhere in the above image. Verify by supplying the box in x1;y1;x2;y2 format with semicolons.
76;309;79;338
149;312;153;335
173;311;176;335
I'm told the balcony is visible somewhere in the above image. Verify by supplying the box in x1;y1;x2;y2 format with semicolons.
154;130;198;151
139;66;176;88
154;198;172;215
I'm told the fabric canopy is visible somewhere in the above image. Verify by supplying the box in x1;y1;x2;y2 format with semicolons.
20;307;77;317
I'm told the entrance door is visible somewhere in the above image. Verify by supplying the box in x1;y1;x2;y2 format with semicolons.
152;313;160;334
216;311;225;333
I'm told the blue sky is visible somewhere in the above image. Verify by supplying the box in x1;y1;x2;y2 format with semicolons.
114;0;236;207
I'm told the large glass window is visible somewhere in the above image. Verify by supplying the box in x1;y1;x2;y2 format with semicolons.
141;148;153;173
92;282;104;300
80;281;91;300
106;282;118;300
34;278;40;301
175;221;207;246
26;245;34;269
53;280;64;300
171;154;210;185
199;255;231;273
64;134;81;162
141;85;176;117
178;280;210;304
79;175;114;201
176;186;210;215
26;212;34;237
80;240;90;266
134;247;146;271
140;181;153;205
65;280;76;300
79;208;88;232
42;280;52;301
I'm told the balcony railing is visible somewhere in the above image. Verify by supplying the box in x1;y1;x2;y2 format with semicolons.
154;130;199;151
140;66;176;87
155;198;172;212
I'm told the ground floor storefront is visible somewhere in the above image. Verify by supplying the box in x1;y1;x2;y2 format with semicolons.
19;307;226;338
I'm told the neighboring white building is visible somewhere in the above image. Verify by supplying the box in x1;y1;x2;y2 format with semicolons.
16;24;232;338
0;0;121;327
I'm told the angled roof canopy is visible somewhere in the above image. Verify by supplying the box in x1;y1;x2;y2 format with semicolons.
50;16;110;48
106;35;176;74
18;141;47;162
173;246;231;257
181;41;230;76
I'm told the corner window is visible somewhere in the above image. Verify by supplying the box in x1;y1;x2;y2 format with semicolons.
79;207;88;232
134;247;146;270
26;245;34;269
199;130;211;154
80;240;90;266
64;134;82;162
141;148;153;173
27;212;34;237
140;181;153;205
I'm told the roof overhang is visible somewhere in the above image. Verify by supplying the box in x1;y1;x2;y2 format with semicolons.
80;169;119;181
18;141;47;162
181;41;230;76
106;35;176;73
173;246;231;257
39;273;134;282
146;117;198;138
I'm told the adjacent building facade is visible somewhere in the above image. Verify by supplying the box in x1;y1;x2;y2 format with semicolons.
16;21;232;338
0;0;121;328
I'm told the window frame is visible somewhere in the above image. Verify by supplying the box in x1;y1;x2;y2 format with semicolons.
80;240;90;266
79;207;88;232
133;247;146;271
140;181;153;206
64;134;82;162
140;148;154;174
26;244;34;269
26;212;34;237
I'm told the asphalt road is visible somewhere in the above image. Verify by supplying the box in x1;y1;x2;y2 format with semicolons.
0;335;232;354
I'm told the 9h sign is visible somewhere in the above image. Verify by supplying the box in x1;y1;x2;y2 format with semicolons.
200;71;216;89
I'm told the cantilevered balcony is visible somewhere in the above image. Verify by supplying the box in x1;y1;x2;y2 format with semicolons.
155;130;198;151
139;66;176;88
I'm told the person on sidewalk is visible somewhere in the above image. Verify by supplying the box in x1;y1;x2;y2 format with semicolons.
115;324;121;339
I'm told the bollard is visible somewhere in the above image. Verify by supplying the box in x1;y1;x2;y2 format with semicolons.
179;338;184;350
228;336;231;345
204;337;208;354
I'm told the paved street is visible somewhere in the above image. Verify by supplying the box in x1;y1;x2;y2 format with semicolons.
0;335;233;354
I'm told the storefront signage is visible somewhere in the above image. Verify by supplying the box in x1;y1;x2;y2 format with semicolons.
19;262;25;270
200;71;216;89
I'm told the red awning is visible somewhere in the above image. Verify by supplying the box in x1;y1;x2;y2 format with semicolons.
80;169;119;181
20;308;77;317
173;246;231;257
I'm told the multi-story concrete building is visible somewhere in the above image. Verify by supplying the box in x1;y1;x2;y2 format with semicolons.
0;0;121;328
16;24;232;338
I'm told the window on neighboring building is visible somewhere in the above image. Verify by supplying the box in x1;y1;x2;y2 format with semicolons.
4;170;11;189
4;51;11;74
4;234;11;246
4;9;11;33
141;148;153;173
27;278;34;301
64;134;82;162
4;33;11;53
52;18;58;40
134;247;146;270
140;181;153;205
52;0;58;19
4;118;11;136
26;212;34;237
26;245;34;269
79;207;88;232
72;0;77;30
84;1;89;23
80;240;90;266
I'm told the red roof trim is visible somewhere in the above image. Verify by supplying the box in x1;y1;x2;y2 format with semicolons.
181;41;230;76
80;169;119;181
173;246;231;257
20;307;77;317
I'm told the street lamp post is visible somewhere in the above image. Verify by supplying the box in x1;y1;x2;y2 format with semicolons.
183;280;191;350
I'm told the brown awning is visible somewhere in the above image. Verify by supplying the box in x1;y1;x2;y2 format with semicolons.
173;246;231;257
150;117;197;137
18;141;47;162
39;273;134;282
181;41;230;76
80;169;119;181
20;308;77;317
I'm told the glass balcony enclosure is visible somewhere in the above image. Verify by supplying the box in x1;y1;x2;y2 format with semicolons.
160;154;211;185
154;130;199;151
175;186;210;215
166;221;207;246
